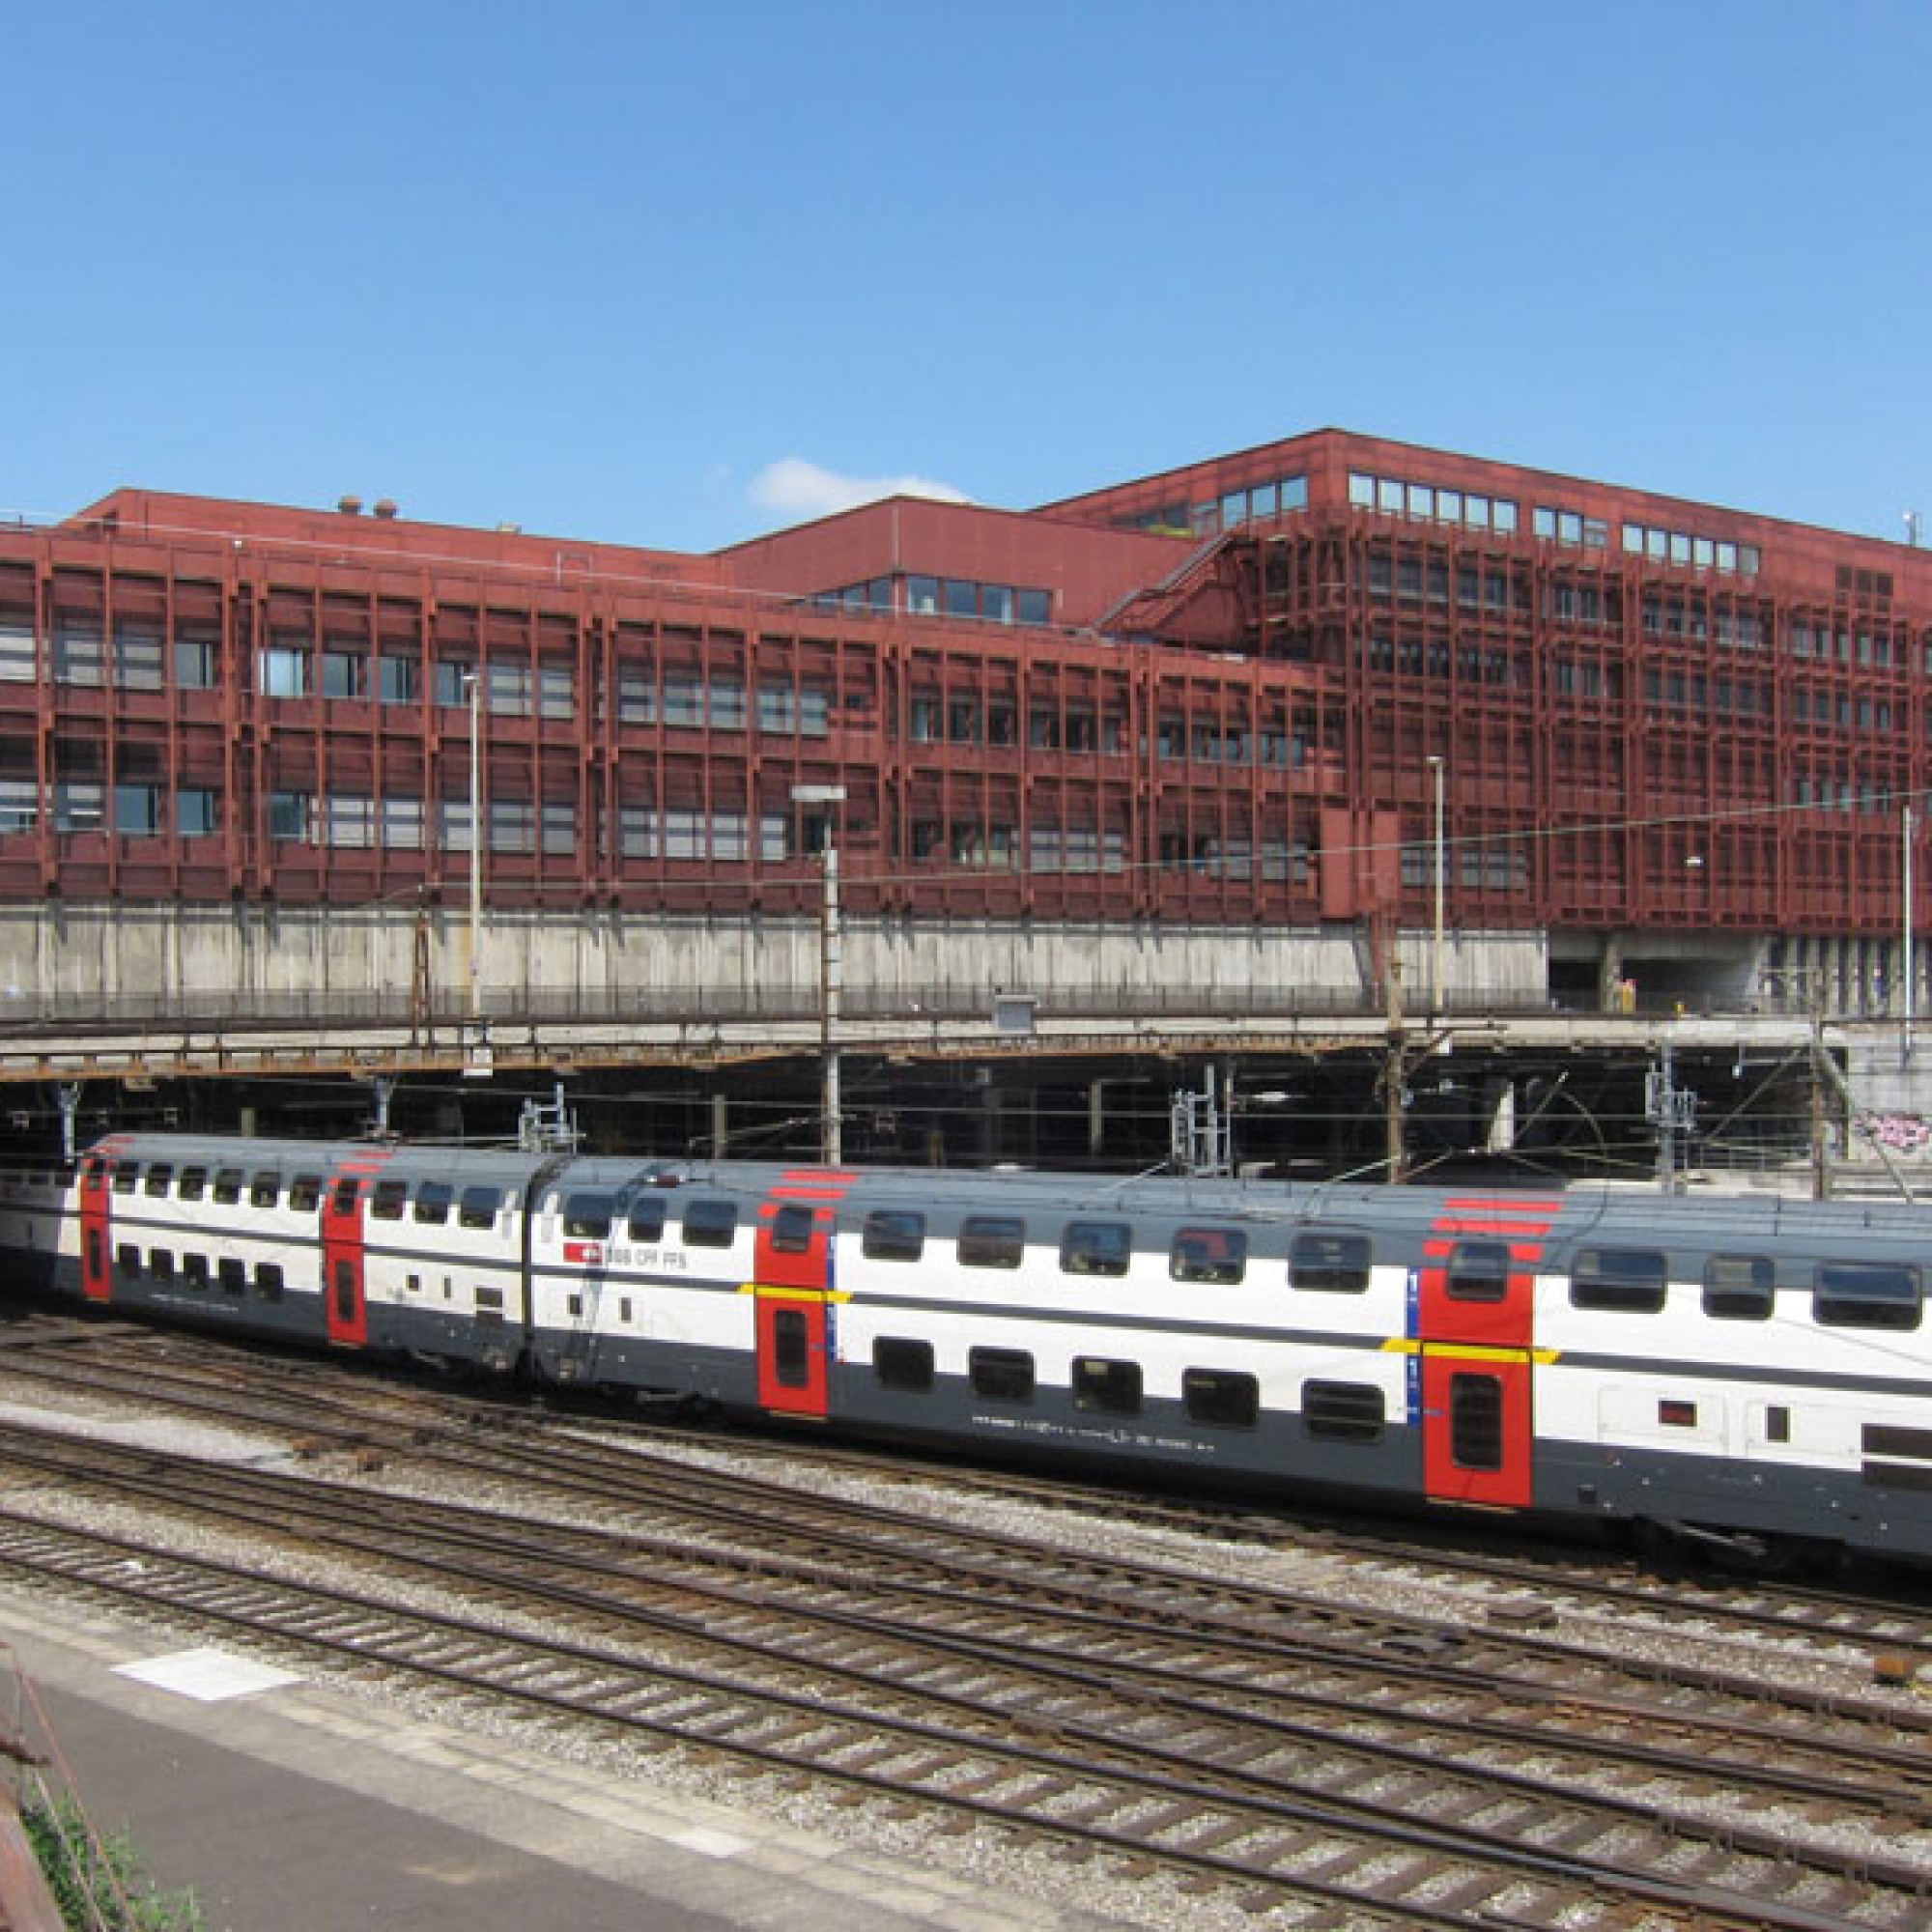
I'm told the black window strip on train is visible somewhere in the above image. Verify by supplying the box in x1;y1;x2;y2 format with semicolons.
1816;1263;1921;1332
1445;1239;1510;1303
957;1216;1024;1268
1171;1227;1247;1285
769;1203;814;1254
863;1210;925;1263
1072;1356;1143;1415
1289;1232;1372;1293
1570;1247;1667;1314
1302;1379;1386;1441
682;1199;739;1248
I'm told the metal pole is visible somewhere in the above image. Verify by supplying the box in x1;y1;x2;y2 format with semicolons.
467;671;483;1025
791;783;847;1165
1428;755;1445;1013
1905;804;1915;1061
823;831;842;1165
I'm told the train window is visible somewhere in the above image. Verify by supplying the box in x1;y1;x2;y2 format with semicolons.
86;1229;102;1277
863;1210;925;1263
1061;1220;1131;1277
874;1337;935;1392
1290;1231;1372;1294
958;1215;1024;1268
183;1252;210;1290
562;1192;613;1240
460;1186;500;1230
332;1261;355;1324
626;1197;667;1243
566;1293;584;1318
1171;1226;1247;1285
111;1164;136;1195
1659;1399;1697;1428
1183;1367;1260;1429
1445;1239;1510;1303
771;1309;811;1388
769;1203;814;1254
178;1166;207;1202
218;1257;246;1295
213;1168;243;1205
115;1242;141;1277
289;1175;323;1213
1570;1248;1667;1314
969;1347;1035;1402
1815;1263;1921;1331
328;1178;359;1215
1302;1379;1385;1442
475;1286;504;1322
682;1199;739;1248
255;1173;284;1208
149;1248;175;1281
1766;1406;1790;1443
1072;1356;1143;1415
255;1262;283;1301
1703;1254;1775;1321
1450;1374;1504;1469
414;1181;452;1226
371;1179;409;1221
143;1164;173;1197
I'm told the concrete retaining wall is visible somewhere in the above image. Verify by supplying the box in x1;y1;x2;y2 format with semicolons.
0;903;1548;1017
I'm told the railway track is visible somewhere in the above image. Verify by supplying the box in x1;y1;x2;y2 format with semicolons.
0;1327;1928;1926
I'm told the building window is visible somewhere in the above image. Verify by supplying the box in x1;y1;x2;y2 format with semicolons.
269;791;311;842
260;643;309;698
322;650;365;700
379;654;419;704
113;784;162;836
177;787;219;838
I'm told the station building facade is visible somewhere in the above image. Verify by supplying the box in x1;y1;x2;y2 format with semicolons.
0;426;1924;1019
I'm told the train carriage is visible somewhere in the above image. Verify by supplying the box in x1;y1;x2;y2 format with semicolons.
7;1130;1932;1566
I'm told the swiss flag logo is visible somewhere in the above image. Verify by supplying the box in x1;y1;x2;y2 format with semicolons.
563;1240;605;1266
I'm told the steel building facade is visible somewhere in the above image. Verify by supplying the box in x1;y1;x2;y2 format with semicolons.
0;426;1924;1014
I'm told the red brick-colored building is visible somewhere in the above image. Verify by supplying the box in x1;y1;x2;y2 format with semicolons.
0;427;1924;1014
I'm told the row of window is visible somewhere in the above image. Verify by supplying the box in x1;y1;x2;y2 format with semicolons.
101;1161;1925;1332
1350;470;1521;536
866;1336;1376;1436
109;1159;508;1230
1621;522;1762;578
813;576;1056;627
1115;473;1312;540
114;1242;284;1300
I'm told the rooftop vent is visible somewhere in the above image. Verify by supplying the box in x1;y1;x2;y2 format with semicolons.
373;499;398;520
337;495;363;516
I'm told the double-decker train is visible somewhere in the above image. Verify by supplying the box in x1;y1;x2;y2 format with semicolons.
3;1129;1931;1565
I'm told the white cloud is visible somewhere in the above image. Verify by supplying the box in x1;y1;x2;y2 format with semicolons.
749;457;971;522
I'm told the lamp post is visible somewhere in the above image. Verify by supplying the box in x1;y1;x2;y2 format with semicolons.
1427;755;1445;1013
466;670;484;1027
1905;804;1916;1060
792;783;847;1164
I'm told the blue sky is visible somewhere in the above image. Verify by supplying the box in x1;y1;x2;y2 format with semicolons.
6;1;1932;555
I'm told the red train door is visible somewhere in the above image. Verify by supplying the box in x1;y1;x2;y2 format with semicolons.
321;1151;391;1349
752;1174;853;1417
78;1149;119;1303
1417;1198;1561;1511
